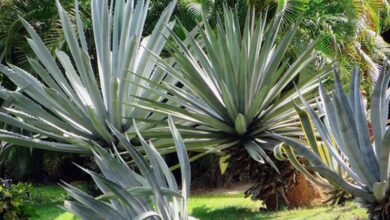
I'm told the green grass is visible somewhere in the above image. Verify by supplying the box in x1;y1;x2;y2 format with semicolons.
29;185;368;220
188;194;367;220
29;185;77;220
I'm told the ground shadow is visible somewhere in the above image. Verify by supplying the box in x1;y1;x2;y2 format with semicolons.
191;206;268;220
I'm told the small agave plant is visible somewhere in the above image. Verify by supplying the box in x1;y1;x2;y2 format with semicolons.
277;67;390;219
63;117;192;220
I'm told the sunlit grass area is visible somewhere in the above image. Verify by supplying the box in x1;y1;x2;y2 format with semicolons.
29;185;367;220
188;194;367;220
30;185;74;220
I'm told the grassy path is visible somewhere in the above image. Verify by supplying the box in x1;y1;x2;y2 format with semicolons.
29;185;367;220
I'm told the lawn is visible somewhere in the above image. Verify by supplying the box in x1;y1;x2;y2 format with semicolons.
29;185;368;220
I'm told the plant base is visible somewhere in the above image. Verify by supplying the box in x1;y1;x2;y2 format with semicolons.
263;172;325;210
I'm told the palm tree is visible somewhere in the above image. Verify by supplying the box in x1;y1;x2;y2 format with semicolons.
247;0;390;91
298;0;389;83
0;0;92;68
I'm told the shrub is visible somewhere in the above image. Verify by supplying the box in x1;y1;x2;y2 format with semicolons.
0;182;36;220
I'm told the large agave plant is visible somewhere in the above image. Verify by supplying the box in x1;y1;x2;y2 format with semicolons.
132;6;331;169
0;0;176;153
64;117;191;220
277;67;390;219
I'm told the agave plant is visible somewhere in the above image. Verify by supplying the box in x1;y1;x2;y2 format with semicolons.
274;101;353;205
131;6;331;170
0;0;178;153
64;117;191;220
277;67;390;219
